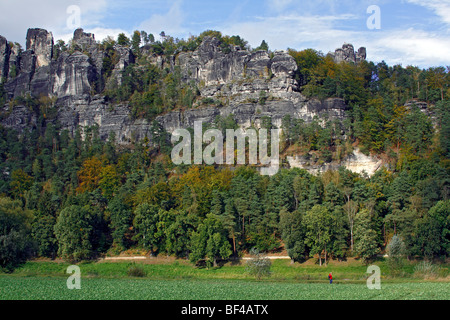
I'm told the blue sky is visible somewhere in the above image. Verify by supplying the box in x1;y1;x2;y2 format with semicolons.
0;0;449;68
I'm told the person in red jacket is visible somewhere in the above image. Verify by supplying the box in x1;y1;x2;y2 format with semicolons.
328;272;333;284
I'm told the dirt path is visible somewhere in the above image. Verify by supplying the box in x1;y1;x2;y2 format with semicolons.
101;256;291;261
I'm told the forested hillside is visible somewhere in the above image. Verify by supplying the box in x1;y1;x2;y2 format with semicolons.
0;29;449;271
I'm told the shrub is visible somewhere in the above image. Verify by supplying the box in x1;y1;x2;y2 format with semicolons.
127;263;147;277
245;248;271;280
386;235;406;275
414;260;440;279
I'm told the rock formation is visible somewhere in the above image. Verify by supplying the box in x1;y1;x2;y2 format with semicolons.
287;148;383;177
330;43;366;64
26;28;54;68
0;35;11;80
177;37;300;104
0;28;378;174
0;28;351;142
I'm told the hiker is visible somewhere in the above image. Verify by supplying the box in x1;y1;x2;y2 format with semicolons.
328;272;333;284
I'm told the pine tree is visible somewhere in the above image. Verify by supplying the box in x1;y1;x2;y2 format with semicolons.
353;209;380;263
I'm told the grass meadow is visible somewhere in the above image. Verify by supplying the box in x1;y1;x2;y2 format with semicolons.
1;258;448;300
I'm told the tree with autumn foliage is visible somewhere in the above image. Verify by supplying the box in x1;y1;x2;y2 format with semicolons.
76;157;103;194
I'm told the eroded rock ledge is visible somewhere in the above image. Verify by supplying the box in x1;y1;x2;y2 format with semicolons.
0;28;377;175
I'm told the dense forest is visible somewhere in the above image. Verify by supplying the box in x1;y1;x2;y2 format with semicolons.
0;30;449;271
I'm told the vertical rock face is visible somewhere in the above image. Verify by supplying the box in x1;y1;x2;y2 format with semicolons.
2;28;351;147
7;42;20;81
51;51;94;97
2;28;98;99
177;37;301;105
0;35;10;80
72;28;104;92
26;28;53;68
73;28;96;47
287;148;383;177
109;45;135;86
330;43;366;64
357;47;366;61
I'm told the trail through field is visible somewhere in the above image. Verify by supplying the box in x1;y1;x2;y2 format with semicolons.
101;256;292;261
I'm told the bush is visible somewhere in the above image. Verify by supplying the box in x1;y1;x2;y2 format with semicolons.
245;248;271;280
413;260;440;279
127;263;147;277
386;235;406;275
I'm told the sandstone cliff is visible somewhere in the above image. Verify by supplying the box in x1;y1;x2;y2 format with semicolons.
0;28;382;174
329;43;366;64
0;28;350;140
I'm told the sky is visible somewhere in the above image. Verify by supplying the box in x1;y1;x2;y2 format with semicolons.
0;0;449;68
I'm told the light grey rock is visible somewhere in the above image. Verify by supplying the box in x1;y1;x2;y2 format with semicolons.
0;35;10;80
7;42;20;81
109;44;135;86
51;51;94;98
73;28;96;48
26;28;53;68
330;43;366;64
1;30;350;147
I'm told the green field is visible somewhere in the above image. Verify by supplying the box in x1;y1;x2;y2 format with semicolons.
1;259;449;300
1;277;448;300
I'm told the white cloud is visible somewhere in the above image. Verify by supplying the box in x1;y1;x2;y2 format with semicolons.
266;0;294;13
220;13;359;52
406;0;450;25
0;0;108;45
137;0;187;39
54;28;131;46
368;28;450;67
1;0;448;68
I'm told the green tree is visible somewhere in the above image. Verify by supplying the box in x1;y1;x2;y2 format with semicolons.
165;212;193;258
353;209;380;263
415;200;450;258
31;214;57;258
131;30;141;55
54;205;98;262
133;203;160;255
0;197;33;272
287;48;324;86
343;200;358;253
99;165;120;199
303;205;333;266
117;33;130;46
329;206;349;261
386;235;406;275
189;213;232;268
436;100;450;157
279;208;307;263
255;40;269;52
10;169;33;200
108;196;133;252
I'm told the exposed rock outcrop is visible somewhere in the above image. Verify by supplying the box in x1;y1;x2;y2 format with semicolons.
26;28;53;68
0;35;11;80
73;28;96;48
330;43;366;64
0;28;381;175
177;37;300;104
287;148;383;177
1;29;352;142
